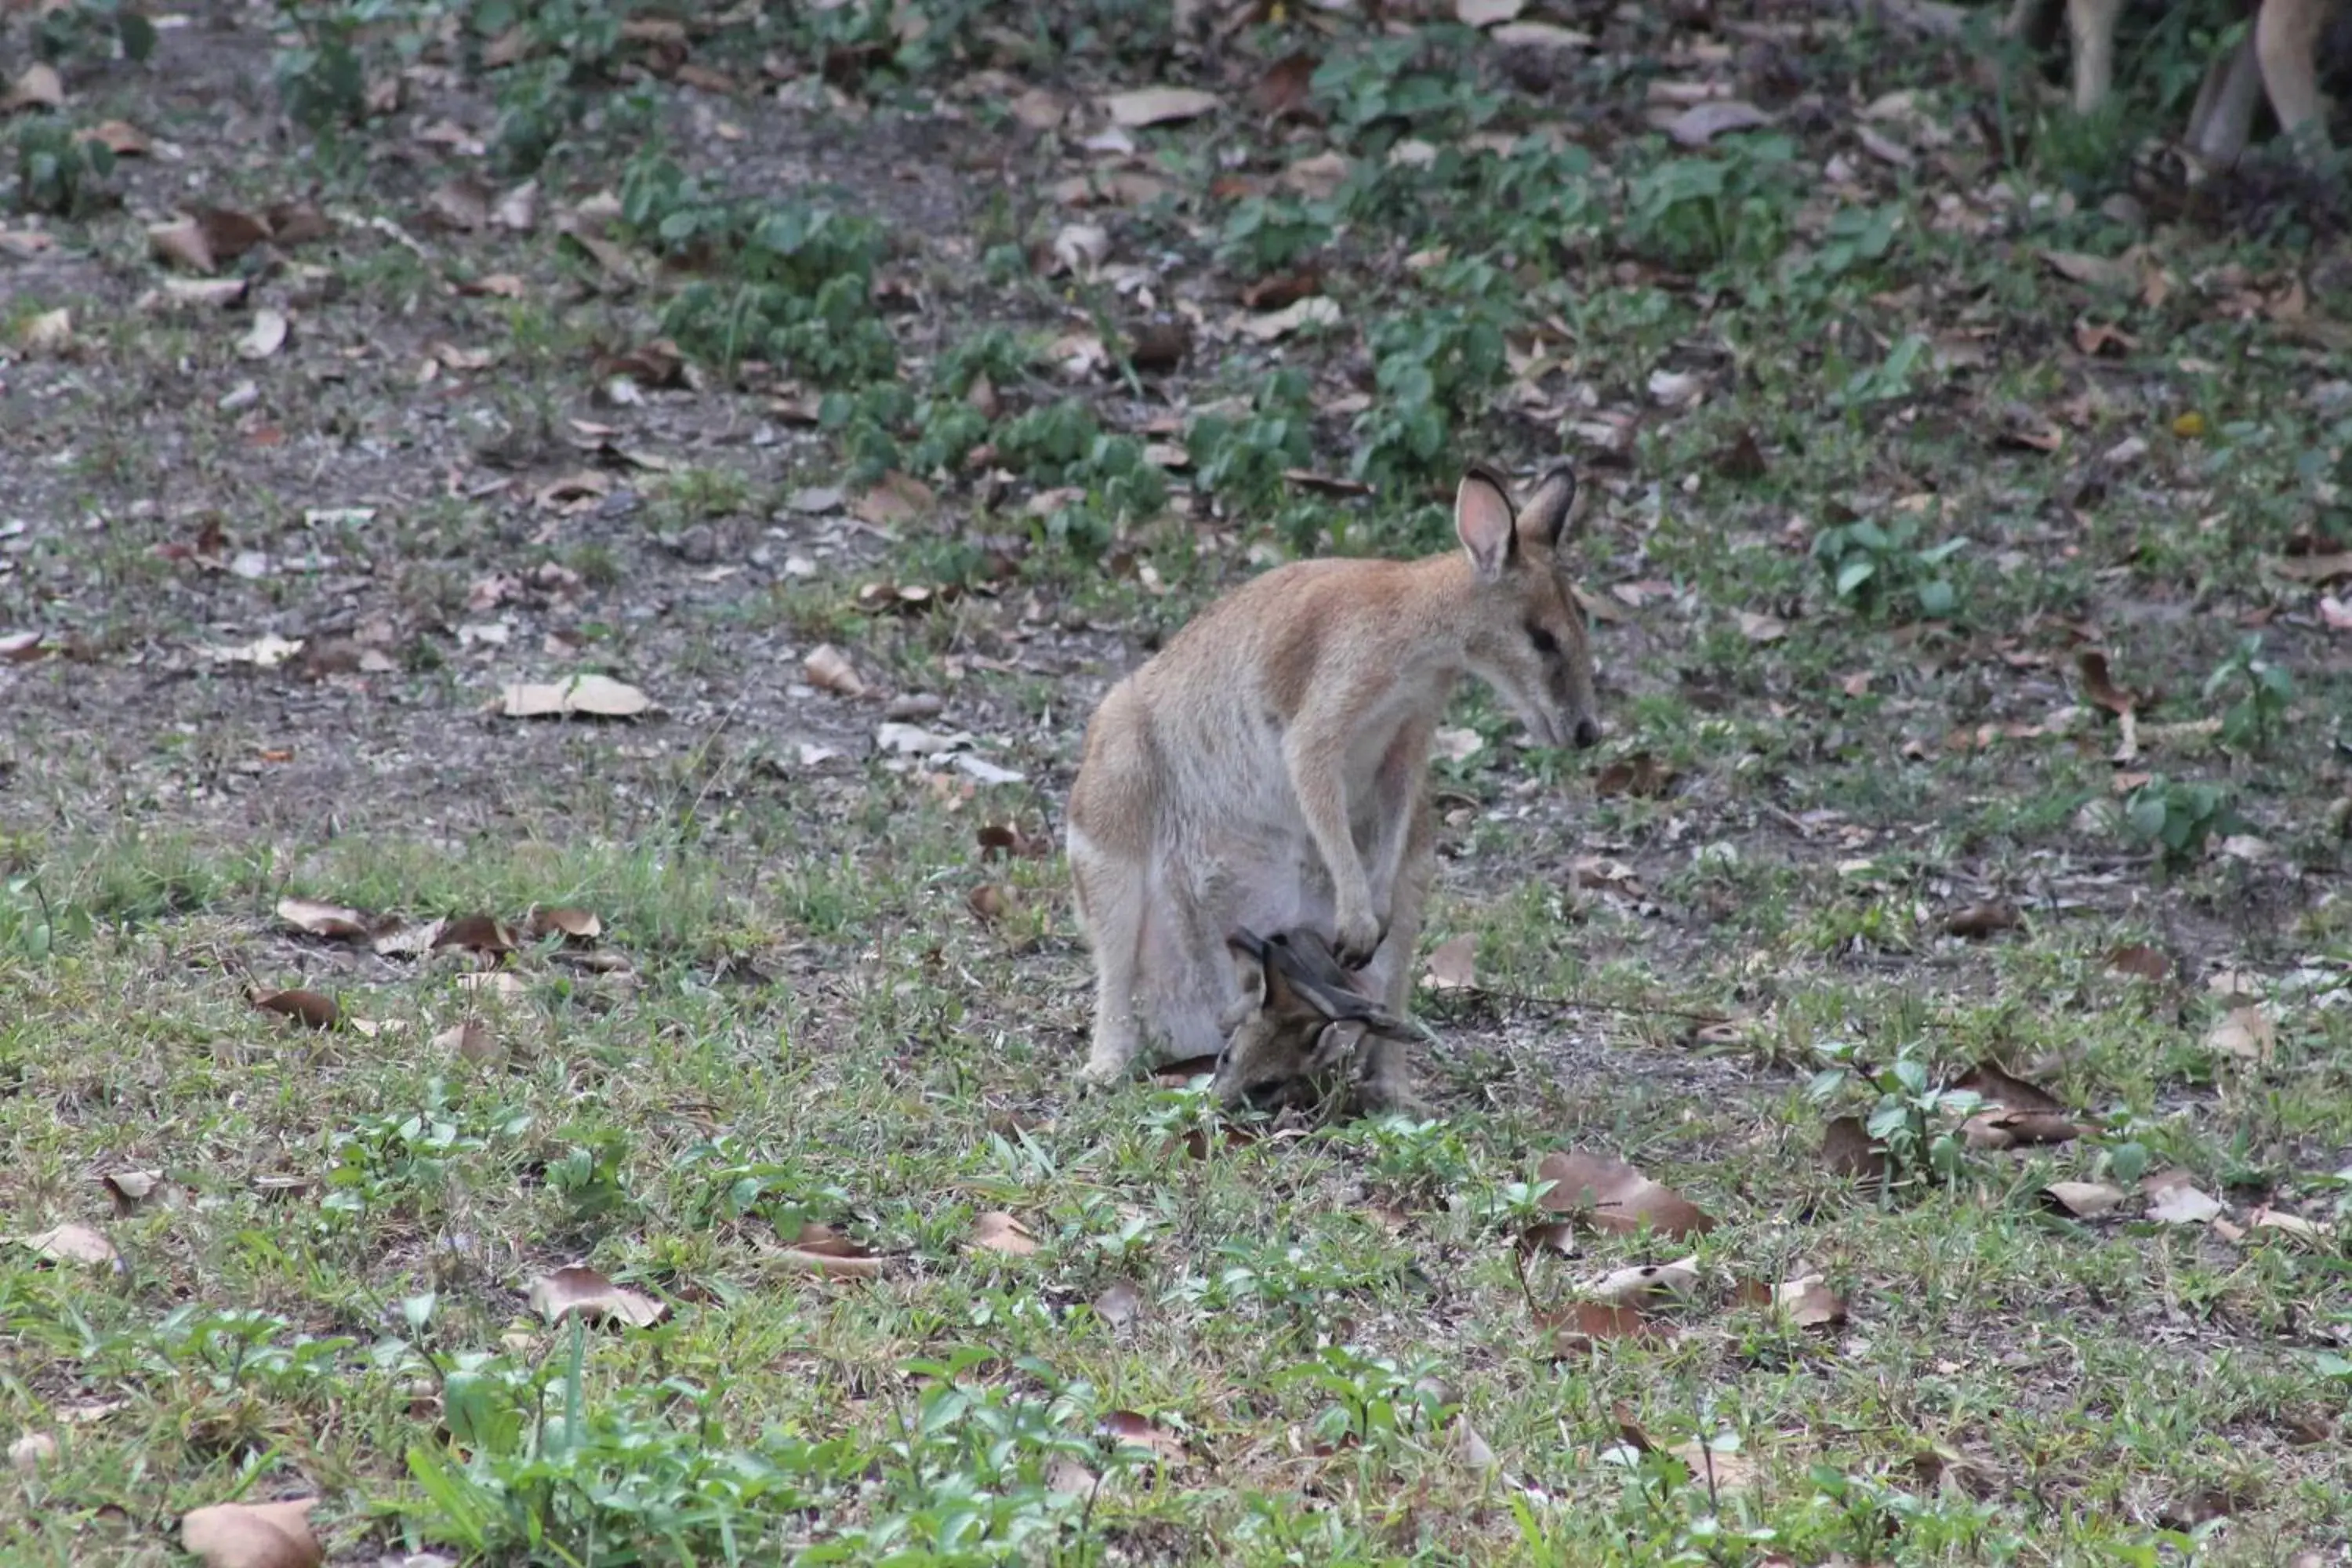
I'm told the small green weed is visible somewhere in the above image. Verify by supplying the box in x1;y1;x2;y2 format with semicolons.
11;123;114;218
2205;632;2296;755
1810;510;1966;619
2123;775;2235;869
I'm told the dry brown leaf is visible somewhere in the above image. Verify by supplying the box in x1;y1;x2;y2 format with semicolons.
1049;220;1109;277
2273;551;2352;585
1248;50;1318;119
1239;267;1323;311
2041;248;2142;290
1735;610;1787;643
422;177;491;232
20;307;71;354
84;118;148;155
1657;100;1772;147
495;674;652;719
2107;944;2172;984
101;1169;180;1214
804;644;868;698
1100;1410;1186;1462
1102;86;1221;128
180;1497;321;1568
1549;1299;1664;1352
2205;1006;2275;1064
5;63;67;113
1820;1114;1883;1179
1670;1440;1759;1492
970;1210;1039;1258
252;988;339;1029
1944;902;2019;938
2245;1206;2331;1244
2075;649;2137;716
1238;296;1341;341
1593;751;1679;799
494;180;539;232
2041;1180;2125;1218
1773;1274;1846;1327
2144;1178;2222;1225
433;1020;499;1063
237;309;289;361
434;914;516;955
11;1222;122;1270
149;216;220;274
1494;20;1596;48
1951;1061;2065;1114
9;1432;56;1472
521;906;601;942
455;973;528;1001
854;470;935;527
1093;1279;1144;1329
277;896;379;942
1422;934;1477;991
773;1222;885;1279
528;1265;668;1328
1962;1108;2080;1148
966;884;1016;924
1588;1255;1699;1305
1537;1149;1714;1238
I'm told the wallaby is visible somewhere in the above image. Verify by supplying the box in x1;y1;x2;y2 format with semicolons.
1210;927;1427;1116
1065;463;1598;1109
2005;0;2339;165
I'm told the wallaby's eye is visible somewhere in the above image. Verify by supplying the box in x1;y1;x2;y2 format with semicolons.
1526;622;1560;659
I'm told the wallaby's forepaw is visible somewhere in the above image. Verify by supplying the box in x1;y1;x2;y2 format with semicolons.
1076;1054;1133;1093
1332;906;1382;970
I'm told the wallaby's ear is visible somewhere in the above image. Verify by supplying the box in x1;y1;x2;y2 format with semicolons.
1454;465;1518;583
1518;464;1578;555
1225;928;1272;1011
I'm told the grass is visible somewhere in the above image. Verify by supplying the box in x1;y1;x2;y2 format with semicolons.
5;0;2352;1563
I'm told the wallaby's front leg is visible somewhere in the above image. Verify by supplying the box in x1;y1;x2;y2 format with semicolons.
1361;720;1432;932
1284;724;1379;966
1359;803;1434;1115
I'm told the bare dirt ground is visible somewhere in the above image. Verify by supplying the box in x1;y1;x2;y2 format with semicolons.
4;2;2350;1563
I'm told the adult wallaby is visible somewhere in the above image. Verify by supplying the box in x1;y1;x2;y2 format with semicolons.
1065;463;1598;1108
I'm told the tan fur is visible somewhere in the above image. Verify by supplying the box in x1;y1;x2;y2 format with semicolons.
2005;0;2338;165
1065;463;1598;1100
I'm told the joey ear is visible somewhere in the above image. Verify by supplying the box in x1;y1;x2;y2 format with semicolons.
1454;466;1518;583
1518;464;1579;554
1225;928;1272;1009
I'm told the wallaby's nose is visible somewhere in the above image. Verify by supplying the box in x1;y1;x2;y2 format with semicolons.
1572;717;1602;750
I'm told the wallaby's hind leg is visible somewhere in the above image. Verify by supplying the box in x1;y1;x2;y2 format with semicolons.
1068;692;1157;1089
2065;0;2127;112
2187;33;2266;168
1070;829;1147;1087
2258;0;2333;155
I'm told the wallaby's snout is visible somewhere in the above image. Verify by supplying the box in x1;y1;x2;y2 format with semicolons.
1572;716;1601;751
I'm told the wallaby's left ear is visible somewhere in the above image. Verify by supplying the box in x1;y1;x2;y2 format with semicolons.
1454;464;1519;583
1518;464;1579;554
